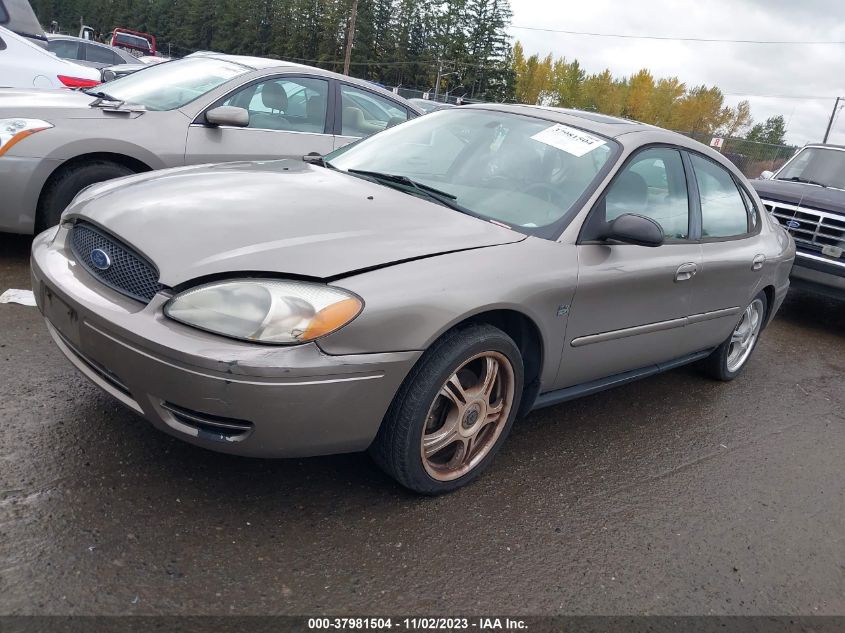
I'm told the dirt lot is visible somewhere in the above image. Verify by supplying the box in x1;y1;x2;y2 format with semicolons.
1;232;843;615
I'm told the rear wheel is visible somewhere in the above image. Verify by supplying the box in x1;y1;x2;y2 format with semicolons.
701;292;767;381
370;324;523;495
36;161;135;232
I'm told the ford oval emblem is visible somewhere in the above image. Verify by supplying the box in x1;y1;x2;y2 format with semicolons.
785;219;801;229
90;248;112;270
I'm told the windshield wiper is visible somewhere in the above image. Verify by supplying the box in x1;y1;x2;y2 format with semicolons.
779;176;828;188
346;169;474;215
347;169;467;213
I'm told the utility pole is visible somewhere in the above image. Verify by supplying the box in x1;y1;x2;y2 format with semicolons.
433;61;443;102
823;96;841;144
342;0;359;76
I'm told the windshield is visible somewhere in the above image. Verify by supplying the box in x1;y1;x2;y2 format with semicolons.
777;147;845;189
326;109;617;231
114;33;150;50
99;57;249;111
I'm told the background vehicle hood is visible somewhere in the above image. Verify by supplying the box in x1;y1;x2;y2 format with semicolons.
0;89;136;120
752;179;845;216
66;160;525;286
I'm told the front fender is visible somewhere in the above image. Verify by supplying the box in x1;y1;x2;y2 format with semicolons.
319;238;579;388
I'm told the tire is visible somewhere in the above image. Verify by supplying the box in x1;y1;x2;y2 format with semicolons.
370;324;524;495
700;291;768;381
36;161;135;232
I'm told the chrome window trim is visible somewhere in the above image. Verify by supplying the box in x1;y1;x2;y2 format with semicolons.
187;123;333;137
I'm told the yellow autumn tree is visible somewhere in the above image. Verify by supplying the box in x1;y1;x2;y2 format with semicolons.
624;69;656;123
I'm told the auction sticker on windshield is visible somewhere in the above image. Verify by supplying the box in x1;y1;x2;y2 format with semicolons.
531;123;607;157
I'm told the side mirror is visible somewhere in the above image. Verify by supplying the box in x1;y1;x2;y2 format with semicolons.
759;170;774;180
606;213;664;247
205;106;249;128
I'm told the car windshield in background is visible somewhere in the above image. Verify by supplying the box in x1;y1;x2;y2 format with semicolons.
114;33;150;50
327;109;616;231
98;57;249;111
777;147;845;190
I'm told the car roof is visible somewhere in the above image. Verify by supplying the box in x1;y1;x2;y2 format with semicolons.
0;24;52;52
198;53;423;114
466;103;651;138
462;102;747;178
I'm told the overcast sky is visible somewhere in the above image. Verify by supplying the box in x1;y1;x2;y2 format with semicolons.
507;0;845;145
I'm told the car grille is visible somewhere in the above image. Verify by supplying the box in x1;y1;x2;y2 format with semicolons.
69;222;164;303
762;198;845;257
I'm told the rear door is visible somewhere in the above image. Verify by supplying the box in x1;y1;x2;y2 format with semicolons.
557;146;704;388
184;74;335;164
685;152;766;347
332;82;411;150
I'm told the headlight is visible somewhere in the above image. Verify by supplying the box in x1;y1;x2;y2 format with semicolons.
0;119;53;157
164;280;363;344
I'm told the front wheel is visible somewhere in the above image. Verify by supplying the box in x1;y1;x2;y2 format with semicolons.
701;292;767;381
36;161;135;232
370;324;524;495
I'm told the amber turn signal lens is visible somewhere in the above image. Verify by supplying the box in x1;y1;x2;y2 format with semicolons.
302;297;362;340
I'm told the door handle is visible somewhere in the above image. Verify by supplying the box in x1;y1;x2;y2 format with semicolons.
675;262;698;282
752;254;766;271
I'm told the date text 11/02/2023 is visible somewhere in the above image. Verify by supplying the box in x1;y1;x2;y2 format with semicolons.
306;617;528;630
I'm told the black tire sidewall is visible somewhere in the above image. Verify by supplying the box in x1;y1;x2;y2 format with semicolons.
379;325;524;495
39;162;134;231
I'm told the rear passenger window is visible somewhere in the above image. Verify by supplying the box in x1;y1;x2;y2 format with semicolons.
602;147;690;239
739;187;759;230
85;43;119;65
340;84;408;138
691;154;750;238
0;3;7;23
48;39;82;60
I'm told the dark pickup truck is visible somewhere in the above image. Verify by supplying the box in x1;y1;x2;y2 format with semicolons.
753;144;845;299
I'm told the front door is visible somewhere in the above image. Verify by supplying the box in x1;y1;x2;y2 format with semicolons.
185;75;335;164
558;146;704;388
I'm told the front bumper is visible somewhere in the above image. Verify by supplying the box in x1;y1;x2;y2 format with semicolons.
790;251;845;300
31;229;421;457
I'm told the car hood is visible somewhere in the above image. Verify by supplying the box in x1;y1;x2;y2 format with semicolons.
65;160;526;286
0;88;129;119
752;179;845;216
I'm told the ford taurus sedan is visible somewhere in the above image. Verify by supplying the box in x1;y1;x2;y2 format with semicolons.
31;105;795;494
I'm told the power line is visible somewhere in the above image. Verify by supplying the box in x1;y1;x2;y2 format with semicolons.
724;92;839;100
510;25;845;45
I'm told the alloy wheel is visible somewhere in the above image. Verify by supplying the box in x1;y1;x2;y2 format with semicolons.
726;298;764;372
420;351;516;482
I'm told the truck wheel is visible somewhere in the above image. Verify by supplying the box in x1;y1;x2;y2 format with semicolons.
370;324;524;495
36;161;135;232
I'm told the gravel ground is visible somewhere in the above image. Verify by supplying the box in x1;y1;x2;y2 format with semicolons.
1;232;843;616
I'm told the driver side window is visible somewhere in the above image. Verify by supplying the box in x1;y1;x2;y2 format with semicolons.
221;76;329;134
602;147;690;239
